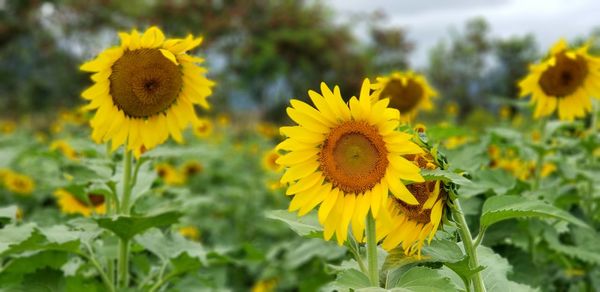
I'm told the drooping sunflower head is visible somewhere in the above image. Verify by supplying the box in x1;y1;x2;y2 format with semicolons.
3;172;35;195
372;71;438;122
519;39;600;121
80;26;215;157
277;79;425;245
54;189;106;217
376;151;447;257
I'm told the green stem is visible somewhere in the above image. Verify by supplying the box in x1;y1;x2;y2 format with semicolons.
532;118;548;190
81;245;115;292
451;199;486;292
118;150;133;288
365;212;379;286
348;235;368;275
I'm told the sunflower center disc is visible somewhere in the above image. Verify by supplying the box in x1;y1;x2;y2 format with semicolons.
538;52;588;97
75;193;105;207
379;79;424;113
320;121;388;193
110;49;183;118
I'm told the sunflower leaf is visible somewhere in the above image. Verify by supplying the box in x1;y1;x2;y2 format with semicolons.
480;195;588;230
265;210;322;237
333;268;372;290
95;211;182;240
420;169;471;186
393;266;460;291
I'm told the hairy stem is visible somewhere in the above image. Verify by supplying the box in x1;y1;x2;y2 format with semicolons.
451;199;486;292
118;150;133;288
365;212;379;286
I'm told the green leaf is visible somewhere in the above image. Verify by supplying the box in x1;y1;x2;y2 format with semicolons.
393;266;459;291
422;239;464;263
0;205;19;225
265;210;322;237
421;169;471;186
135;228;207;264
480;195;588;229
477;246;537;292
0;223;37;255
130;164;157;205
284;238;346;269
95;211;182;240
460;169;516;197
334;268;372;290
382;247;425;272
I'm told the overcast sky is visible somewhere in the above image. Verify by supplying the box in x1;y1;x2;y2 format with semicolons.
326;0;599;68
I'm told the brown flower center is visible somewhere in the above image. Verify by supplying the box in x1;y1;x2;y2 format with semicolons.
76;193;105;207
110;49;182;118
379;78;424;113
392;181;436;224
538;52;588;97
319;121;388;193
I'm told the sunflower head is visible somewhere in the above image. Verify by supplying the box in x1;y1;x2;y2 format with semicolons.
50;140;79;160
372;71;438;122
519;39;600;121
54;189;106;217
0;120;16;134
3;172;35;195
193;118;213;138
155;163;185;185
181;161;203;176
262;150;283;173
80;26;215;157
178;226;201;241
277;79;425;245
376;150;447;257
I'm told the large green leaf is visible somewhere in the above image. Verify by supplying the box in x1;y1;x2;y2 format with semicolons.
0;205;19;226
477;246;537;292
480;195;588;229
460;169;516;197
421;169;471;186
134;228;207;264
422;239;463;263
95;211;182;240
265;210;322;237
334;268;372;290
393;266;459;291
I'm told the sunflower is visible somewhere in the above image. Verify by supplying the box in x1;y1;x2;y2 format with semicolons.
181;161;203;176
376;152;446;257
178;226;201;241
0;120;16;134
3;172;35;195
251;279;277;292
54;189;106;217
372;71;438;122
192;118;213;138
80;26;215;157
155;163;185;185
50;140;79;160
277;79;424;245
262;150;283;172
519;39;600;121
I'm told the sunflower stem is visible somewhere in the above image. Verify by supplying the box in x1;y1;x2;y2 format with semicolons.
118;149;133;288
365;212;379;286
532;117;548;190
451;198;486;292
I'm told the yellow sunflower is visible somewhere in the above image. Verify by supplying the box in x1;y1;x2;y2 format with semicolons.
80;26;215;157
277;79;424;245
54;189;106;217
262;150;283;172
192;118;213;138
178;226;201;241
3;172;35;195
372;71;438;122
50;140;79;160
376;152;446;257
155;163;185;185
519;39;600;121
0;120;16;134
181;161;204;177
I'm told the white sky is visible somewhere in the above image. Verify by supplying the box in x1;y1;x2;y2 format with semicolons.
326;0;600;68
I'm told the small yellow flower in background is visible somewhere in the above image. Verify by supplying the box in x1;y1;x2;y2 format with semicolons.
0;120;16;134
54;189;106;217
155;163;186;185
80;26;215;157
564;268;586;278
181;161;204;177
371;71;438;122
443;136;470;149
499;106;511;119
531;130;542;142
376;152;446;257
50;140;79;160
445;102;459;116
16;207;23;221
256;122;279;139
541;162;557;177
3;172;35;195
594;147;600;157
266;180;284;191
217;114;231;126
277;79;424;245
193;118;214;138
519;39;600;121
251;278;277;292
178;226;201;241
262;150;282;173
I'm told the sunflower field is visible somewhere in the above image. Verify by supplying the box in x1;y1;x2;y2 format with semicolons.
1;1;600;291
